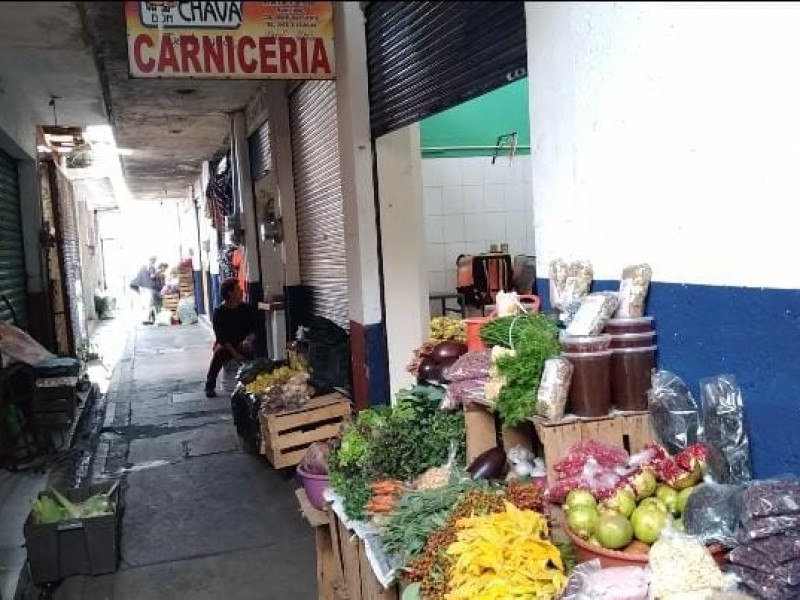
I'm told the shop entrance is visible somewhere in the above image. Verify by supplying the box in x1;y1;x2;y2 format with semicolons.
364;1;533;392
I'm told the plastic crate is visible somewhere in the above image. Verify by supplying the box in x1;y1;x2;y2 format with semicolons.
24;482;123;584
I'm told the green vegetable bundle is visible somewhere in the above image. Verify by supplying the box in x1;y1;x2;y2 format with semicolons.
381;475;479;563
481;315;561;426
327;386;466;521
31;488;117;525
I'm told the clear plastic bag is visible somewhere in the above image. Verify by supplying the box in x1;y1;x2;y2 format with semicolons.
740;534;800;564
650;521;726;597
683;482;745;548
536;357;573;420
564;292;619;337
648;370;703;455
549;259;593;312
729;546;800;586
559;561;650;600
441;379;486;410
615;264;653;318
740;515;800;542
700;375;752;484
728;565;800;600
442;350;491;383
741;478;800;518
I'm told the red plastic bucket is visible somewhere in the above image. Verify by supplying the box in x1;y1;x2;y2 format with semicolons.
464;317;491;352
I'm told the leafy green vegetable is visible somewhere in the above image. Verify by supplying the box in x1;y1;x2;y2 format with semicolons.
381;475;478;563
327;385;466;521
486;315;561;426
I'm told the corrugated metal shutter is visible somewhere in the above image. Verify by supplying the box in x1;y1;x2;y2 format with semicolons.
0;149;26;327
55;173;85;350
365;1;527;137
290;81;349;329
248;120;272;180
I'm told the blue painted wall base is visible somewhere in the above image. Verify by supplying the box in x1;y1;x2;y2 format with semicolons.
536;278;800;479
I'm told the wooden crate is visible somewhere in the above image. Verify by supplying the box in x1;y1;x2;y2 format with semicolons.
260;392;352;469
161;293;180;311
296;489;347;600
328;510;399;600
464;402;499;463
532;412;654;484
465;400;537;462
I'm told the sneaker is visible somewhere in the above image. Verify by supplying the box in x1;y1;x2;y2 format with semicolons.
204;388;217;398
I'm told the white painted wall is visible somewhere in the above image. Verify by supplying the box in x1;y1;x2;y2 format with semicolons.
333;1;383;327
526;3;800;288
422;155;535;294
376;125;429;395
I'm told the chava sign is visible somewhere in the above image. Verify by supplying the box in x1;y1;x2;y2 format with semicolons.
125;1;335;79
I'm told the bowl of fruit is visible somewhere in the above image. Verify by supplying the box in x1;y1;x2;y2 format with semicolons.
561;486;726;568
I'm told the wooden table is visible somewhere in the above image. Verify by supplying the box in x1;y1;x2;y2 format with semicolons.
296;489;346;600
428;292;466;318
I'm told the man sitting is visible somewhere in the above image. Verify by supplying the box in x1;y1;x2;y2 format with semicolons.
205;278;257;398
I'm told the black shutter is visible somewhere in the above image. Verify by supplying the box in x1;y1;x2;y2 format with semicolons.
365;1;527;137
0;149;26;327
248;121;272;181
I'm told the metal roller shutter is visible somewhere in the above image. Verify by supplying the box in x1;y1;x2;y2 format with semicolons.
0;150;27;327
365;1;527;137
249;120;272;180
290;81;349;329
55;173;85;350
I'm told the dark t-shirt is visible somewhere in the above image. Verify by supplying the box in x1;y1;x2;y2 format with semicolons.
212;303;257;346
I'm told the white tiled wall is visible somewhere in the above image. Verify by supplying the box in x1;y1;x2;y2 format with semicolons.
423;156;535;296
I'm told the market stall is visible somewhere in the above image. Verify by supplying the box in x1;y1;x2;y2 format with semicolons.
289;260;787;600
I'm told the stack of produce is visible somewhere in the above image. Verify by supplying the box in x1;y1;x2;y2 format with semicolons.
553;440;710;553
479;314;561;426
406;318;466;381
327;385;465;520
403;483;560;600
440;350;491;409
365;480;411;516
728;479;800;599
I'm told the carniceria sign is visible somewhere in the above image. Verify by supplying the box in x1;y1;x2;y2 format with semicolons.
126;1;335;79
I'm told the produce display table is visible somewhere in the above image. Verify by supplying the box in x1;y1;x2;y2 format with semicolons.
259;392;351;469
318;490;400;600
295;489;346;600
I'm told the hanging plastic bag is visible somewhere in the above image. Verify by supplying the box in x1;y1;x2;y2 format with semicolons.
700;375;752;484
648;370;703;455
683;482;745;548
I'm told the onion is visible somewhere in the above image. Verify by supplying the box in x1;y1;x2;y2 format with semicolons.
432;341;468;364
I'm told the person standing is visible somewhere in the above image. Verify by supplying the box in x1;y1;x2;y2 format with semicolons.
130;257;157;324
150;262;169;322
204;278;258;397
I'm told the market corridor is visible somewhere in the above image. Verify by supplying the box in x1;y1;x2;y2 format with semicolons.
53;321;316;599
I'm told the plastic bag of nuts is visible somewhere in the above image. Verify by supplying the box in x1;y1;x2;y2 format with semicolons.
616;264;653;318
536;357;573;420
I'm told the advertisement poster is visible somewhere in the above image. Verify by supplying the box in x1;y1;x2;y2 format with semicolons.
126;2;335;79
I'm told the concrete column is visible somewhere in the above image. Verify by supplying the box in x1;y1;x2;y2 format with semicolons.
265;83;301;287
333;2;389;406
375;124;429;396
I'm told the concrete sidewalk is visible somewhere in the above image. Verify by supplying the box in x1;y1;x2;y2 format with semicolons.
54;321;316;600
